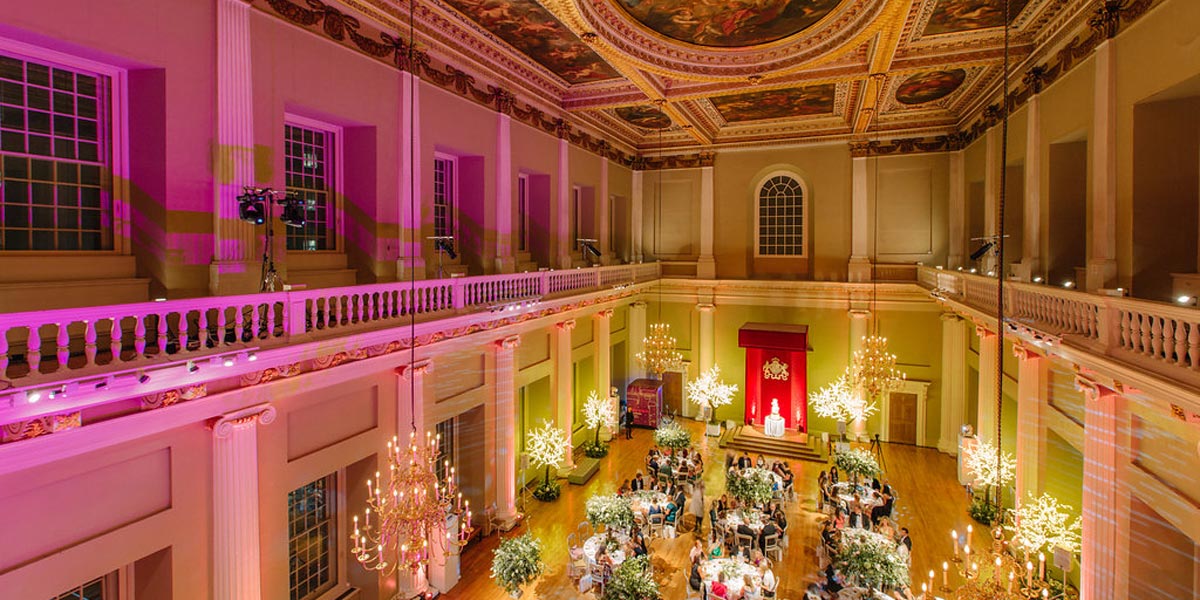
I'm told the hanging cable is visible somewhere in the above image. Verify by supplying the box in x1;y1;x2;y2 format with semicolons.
408;0;418;433
994;0;1012;501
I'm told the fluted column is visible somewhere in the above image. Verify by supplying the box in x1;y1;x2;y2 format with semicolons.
938;313;968;454
975;326;999;443
398;70;426;280
594;310;613;427
948;151;967;269
697;166;716;278
628;301;647;380
598;158;613;264
556;138;572;269
495;113;515;273
849;156;872;282
210;0;258;295
982;128;1000;275
1075;378;1123;600
1012;343;1045;502
631;172;644;263
553;319;577;474
212;404;277;600
493;336;521;529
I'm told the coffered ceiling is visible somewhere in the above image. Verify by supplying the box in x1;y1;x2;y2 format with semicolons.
358;0;1103;151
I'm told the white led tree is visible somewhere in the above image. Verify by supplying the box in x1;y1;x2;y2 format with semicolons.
526;419;568;501
582;390;615;456
809;372;877;433
1007;493;1082;557
687;365;737;428
964;438;1016;507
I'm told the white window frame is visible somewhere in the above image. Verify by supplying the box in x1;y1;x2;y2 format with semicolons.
51;569;124;600
287;471;339;600
517;173;529;253
432;152;458;239
0;37;129;255
283;114;344;253
752;170;809;258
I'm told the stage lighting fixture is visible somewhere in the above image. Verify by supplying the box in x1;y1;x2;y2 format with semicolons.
187;360;200;373
280;197;308;228
581;241;601;260
27;391;41;403
435;238;458;260
238;192;266;224
969;241;994;261
137;371;151;384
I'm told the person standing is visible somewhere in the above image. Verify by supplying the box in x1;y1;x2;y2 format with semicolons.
624;406;635;439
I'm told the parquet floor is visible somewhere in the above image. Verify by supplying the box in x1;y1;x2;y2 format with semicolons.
443;420;991;599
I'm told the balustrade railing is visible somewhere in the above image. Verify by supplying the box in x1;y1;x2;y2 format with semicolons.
920;266;1200;387
0;263;658;384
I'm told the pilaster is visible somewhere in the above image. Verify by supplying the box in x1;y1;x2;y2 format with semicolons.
552;319;577;474
1012;343;1045;501
697;166;716;278
1087;40;1119;291
556;139;572;269
982;127;1000;275
398;71;426;280
493;335;521;529
1013;95;1042;281
1074;377;1125;600
593;310;614;438
628;301;647;380
211;404;277;600
848;157;872;282
976;325;999;444
848;309;870;439
939;313;968;454
948;151;967;269
598;158;613;264
631;171;644;263
494;113;514;273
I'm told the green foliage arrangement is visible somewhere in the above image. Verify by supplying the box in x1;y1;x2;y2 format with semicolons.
833;528;910;590
726;467;777;506
969;496;1000;526
834;447;881;479
653;422;691;451
490;533;545;598
603;555;661;600
583;440;610;458
586;493;636;533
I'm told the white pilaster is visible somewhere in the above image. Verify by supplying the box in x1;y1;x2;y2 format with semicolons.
697;166;716;279
631;171;644;263
598;158;613;264
849;156;872;281
697;303;716;374
594;310;613;438
553;319;577;474
1088;40;1119;291
976;326;999;444
493;336;521;529
848;309;870;439
1013;344;1044;502
1076;379;1122;600
938;313;968;455
982;128;1000;274
948;151;967;269
1014;95;1042;281
398;71;426;280
628;301;647;380
211;404;277;600
495;114;514;273
556;139;572;269
210;0;259;295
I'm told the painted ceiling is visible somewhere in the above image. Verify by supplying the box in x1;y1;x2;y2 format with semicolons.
388;0;1100;150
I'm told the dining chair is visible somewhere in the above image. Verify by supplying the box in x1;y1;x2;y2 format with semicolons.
647;512;665;538
763;533;782;562
735;532;756;555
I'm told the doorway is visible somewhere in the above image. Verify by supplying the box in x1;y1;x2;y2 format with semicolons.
887;392;918;445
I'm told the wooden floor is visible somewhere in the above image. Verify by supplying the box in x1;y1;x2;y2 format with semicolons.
443;421;992;599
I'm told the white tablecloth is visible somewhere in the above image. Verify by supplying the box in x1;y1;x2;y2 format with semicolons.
629;491;670;515
700;558;761;597
721;509;769;534
583;532;628;567
763;414;786;437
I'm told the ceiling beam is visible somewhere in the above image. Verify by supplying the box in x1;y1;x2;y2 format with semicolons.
853;0;916;133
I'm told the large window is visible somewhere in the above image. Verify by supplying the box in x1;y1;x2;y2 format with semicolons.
433;154;455;239
756;174;806;257
517;173;528;253
51;572;117;600
0;51;110;251
284;120;336;251
288;474;336;600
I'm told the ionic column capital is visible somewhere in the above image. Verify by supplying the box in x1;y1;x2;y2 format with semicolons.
495;335;522;351
1011;342;1043;361
696;303;716;313
630;301;647;310
557;319;577;332
594;308;614;320
940;311;961;323
1073;373;1121;403
211;404;276;439
975;325;996;339
848;308;871;320
396;359;434;380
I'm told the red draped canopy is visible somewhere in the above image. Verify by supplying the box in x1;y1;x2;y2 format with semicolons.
737;323;810;431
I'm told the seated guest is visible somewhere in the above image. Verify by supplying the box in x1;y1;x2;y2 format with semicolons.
880;479;893;496
803;583;821;600
631;471;646;492
725;451;736;470
759;519;780;553
673;488;688;513
820;521;838;555
750;549;767;568
708;537;725;558
871;476;882;491
761;564;778;598
648;455;660;472
822;564;843;595
711;573;729;599
689;558;705;595
773;510;788;532
875;516;896;540
833;508;847;529
631;532;648;557
897;527;912;552
742;574;762;600
648;502;663;517
618;479;630;496
829;466;840;484
848;507;868;530
737;452;753;469
756;454;767;468
871;492;894;525
690;539;706;564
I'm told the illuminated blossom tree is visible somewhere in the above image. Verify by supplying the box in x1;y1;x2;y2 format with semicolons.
809;372;878;427
527;419;568;501
582;390;615;457
1007;493;1082;556
687;365;737;425
964;438;1016;508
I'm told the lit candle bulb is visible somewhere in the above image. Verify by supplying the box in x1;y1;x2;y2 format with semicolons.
971;562;978;579
1008;570;1015;592
942;562;949;587
1026;561;1033;586
1038;552;1046;581
927;570;934;594
952;529;960;559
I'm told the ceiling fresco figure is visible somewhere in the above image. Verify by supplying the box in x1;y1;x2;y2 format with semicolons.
923;0;1030;35
616;0;844;47
895;69;968;105
711;85;837;122
615;106;674;129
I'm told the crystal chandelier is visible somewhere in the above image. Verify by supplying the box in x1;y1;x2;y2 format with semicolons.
849;335;905;400
351;431;472;575
636;323;683;377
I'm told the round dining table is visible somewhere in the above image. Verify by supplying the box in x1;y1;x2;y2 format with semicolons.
699;557;761;598
582;532;628;567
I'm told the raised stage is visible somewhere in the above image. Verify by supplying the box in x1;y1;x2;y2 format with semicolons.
718;424;829;463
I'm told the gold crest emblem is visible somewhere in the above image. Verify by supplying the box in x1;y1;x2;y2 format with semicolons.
762;357;790;381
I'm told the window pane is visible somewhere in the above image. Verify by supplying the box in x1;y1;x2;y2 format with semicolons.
283;122;334;251
288;474;336;600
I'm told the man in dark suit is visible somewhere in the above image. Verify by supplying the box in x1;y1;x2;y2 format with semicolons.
631;472;645;492
759;520;779;553
897;528;912;552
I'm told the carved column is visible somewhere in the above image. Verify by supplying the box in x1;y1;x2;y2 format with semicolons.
398;70;426;280
849;156;872;282
495;113;514;273
975;325;999;444
211;404;276;600
553;319;577;474
1012;343;1045;502
697;166;716;279
631;172;644;263
938;313;968;454
948;151;967;270
1075;378;1125;600
628;301;647;380
594;310;613;433
210;0;259;295
1088;39;1119;291
493;335;521;529
556;138;572;269
697;303;716;374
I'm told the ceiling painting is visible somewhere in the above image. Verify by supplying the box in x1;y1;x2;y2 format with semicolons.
614;0;844;47
439;0;621;83
895;69;967;105
922;0;1031;36
615;106;674;129
710;85;837;123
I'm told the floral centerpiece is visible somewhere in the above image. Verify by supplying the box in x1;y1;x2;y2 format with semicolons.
833;528;909;590
583;390;616;458
603;555;660;600
835;447;880;481
726;467;776;506
653;421;691;451
586;493;636;539
490;533;545;598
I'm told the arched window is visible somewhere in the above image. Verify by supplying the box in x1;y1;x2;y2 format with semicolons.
755;173;807;257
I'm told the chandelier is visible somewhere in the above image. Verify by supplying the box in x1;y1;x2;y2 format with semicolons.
927;524;1072;600
351;431;472;575
636;323;683;377
849;335;905;399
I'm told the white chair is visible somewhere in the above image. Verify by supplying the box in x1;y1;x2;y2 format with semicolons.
647;513;665;538
683;571;704;600
763;533;782;562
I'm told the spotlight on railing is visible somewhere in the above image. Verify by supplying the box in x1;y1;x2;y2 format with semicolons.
1032;276;1043;283
1178;295;1196;306
1062;281;1075;289
487;296;542;314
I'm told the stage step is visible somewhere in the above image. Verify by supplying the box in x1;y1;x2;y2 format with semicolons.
719;426;830;464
